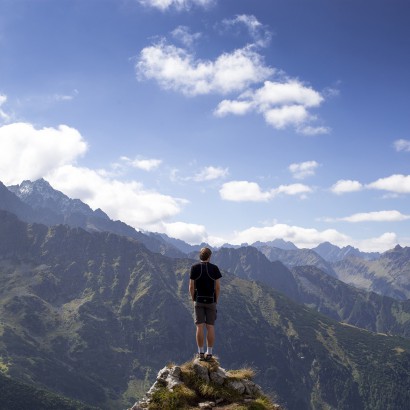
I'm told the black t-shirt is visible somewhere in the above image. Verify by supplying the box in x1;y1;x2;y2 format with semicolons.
190;262;222;302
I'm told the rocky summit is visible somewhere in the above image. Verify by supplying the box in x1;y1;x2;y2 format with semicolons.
129;357;281;410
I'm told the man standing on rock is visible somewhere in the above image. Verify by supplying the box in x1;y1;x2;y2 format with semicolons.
189;247;222;361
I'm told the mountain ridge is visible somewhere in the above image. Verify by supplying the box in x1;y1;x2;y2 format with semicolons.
2;211;410;409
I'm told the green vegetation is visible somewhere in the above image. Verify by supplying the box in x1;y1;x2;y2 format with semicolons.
1;212;410;409
148;358;276;410
0;372;97;410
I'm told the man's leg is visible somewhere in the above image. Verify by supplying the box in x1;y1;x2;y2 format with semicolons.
196;324;205;351
205;324;215;352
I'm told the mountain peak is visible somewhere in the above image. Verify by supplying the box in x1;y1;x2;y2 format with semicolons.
8;178;93;215
129;358;280;410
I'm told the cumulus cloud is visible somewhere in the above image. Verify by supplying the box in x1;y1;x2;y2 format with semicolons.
356;232;399;253
47;165;184;228
394;139;410;152
215;80;327;132
219;180;311;202
138;0;213;11
0;122;88;185
193;166;228;181
215;99;253;116
330;179;363;194
162;221;207;244
136;42;273;96
327;210;410;223
137;20;329;133
171;26;201;47
367;174;410;194
219;180;272;202
0;122;187;230
222;14;272;48
289;160;319;179
121;156;162;171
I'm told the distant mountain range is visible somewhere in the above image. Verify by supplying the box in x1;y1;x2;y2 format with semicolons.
2;179;410;408
2;179;185;258
1;210;410;409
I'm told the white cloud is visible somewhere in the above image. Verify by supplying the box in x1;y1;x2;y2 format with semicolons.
53;89;79;102
0;122;87;185
328;210;410;223
47;165;184;228
330;179;363;195
138;0;213;11
228;223;401;252
367;174;410;194
0;121;186;230
136;42;273;96
297;125;331;136
356;232;399;253
0;94;11;122
264;105;308;129
219;180;272;202
253;80;323;108
121;156;162;171
171;26;201;47
193;166;228;181
230;223;351;249
273;183;312;196
394;139;410;152
289;160;319;180
215;80;328;132
222;14;272;48
162;221;207;244
214;99;253;116
219;180;311;202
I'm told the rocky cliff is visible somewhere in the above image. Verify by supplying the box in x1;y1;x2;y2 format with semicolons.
129;357;281;410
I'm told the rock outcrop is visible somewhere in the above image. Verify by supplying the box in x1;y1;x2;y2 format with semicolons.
129;357;281;410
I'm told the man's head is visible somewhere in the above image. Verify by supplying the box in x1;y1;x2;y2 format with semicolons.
199;247;212;261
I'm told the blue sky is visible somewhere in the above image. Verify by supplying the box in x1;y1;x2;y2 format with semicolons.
1;0;410;251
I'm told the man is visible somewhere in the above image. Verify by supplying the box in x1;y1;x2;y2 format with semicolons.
189;247;222;361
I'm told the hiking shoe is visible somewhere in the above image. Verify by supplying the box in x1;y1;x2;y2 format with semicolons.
205;353;213;361
197;352;205;361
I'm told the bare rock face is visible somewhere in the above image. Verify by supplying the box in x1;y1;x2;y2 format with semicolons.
129;358;275;409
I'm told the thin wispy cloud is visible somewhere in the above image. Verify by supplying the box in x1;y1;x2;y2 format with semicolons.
229;223;399;252
193;166;228;181
171;26;202;48
121;156;162;171
0;94;10;122
219;180;311;202
222;14;273;48
138;0;214;11
394;139;410;152
289;160;319;179
325;210;410;223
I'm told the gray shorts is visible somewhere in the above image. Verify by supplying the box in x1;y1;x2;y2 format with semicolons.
194;302;217;325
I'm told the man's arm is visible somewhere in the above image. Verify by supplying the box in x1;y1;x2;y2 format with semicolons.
215;279;220;303
189;279;195;301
